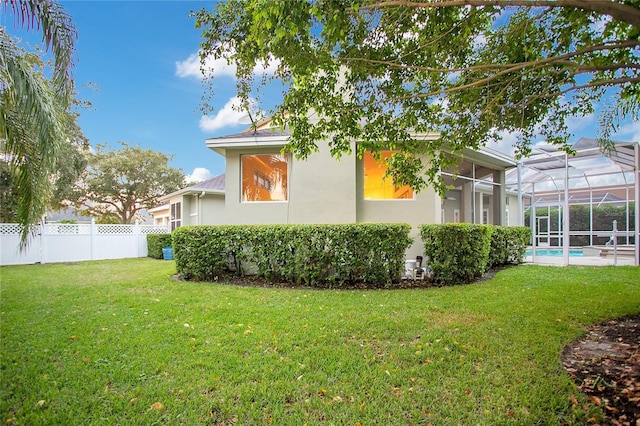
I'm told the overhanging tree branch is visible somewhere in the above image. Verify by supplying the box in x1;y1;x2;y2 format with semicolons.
341;39;640;75
358;0;640;30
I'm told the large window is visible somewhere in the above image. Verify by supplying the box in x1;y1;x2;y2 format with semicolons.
170;201;182;230
363;151;413;200
241;154;288;202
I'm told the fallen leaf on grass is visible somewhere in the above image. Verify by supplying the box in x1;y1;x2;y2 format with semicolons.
570;394;579;406
129;397;139;405
588;395;602;405
151;402;164;411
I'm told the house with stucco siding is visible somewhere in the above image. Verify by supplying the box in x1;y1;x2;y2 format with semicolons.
150;174;225;230
200;117;516;257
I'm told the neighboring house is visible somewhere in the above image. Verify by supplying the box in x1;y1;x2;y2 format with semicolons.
204;117;516;257
45;207;93;223
150;174;225;230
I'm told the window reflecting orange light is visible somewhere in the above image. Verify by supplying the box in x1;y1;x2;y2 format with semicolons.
363;151;413;200
241;154;288;201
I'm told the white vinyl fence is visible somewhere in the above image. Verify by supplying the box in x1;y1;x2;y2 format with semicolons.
0;222;170;266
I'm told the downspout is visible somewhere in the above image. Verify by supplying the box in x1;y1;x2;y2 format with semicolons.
198;191;205;226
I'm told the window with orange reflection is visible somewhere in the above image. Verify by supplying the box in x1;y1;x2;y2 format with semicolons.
241;154;288;202
363;151;414;200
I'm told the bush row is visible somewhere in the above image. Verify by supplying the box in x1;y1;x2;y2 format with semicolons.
160;223;529;287
172;224;413;287
146;233;173;259
420;224;530;285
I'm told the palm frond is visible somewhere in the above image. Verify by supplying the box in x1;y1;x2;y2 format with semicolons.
1;0;77;102
1;27;66;247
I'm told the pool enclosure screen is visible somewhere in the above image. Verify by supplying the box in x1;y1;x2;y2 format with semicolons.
506;138;639;266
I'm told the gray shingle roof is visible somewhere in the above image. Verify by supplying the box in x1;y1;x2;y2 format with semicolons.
207;127;290;140
188;173;225;191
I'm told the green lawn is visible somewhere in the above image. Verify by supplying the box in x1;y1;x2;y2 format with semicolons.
1;259;638;425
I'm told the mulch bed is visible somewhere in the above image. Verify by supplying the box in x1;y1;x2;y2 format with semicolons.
562;314;640;425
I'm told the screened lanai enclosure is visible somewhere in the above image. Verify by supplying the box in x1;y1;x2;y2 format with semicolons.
505;138;639;266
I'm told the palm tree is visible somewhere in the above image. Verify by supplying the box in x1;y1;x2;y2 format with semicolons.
0;0;77;246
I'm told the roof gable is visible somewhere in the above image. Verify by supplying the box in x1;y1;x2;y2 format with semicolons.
159;173;225;202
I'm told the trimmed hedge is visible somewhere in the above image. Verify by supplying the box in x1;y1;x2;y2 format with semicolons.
420;224;530;285
488;226;531;268
172;223;413;287
147;233;173;259
420;224;493;285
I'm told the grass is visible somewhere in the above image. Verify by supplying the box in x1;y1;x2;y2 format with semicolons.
1;259;639;425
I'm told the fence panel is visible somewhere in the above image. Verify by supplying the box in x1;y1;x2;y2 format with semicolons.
0;223;170;266
0;224;41;265
94;225;138;261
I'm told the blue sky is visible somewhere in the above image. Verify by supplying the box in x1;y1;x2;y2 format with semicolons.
4;1;639;185
6;0;272;182
59;0;256;182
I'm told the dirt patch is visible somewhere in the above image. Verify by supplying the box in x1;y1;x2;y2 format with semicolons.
562;314;640;425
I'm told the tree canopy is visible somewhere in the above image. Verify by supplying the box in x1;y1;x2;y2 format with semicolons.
194;0;639;194
69;143;185;224
1;0;77;243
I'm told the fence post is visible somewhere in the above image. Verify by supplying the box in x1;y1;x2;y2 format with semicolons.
91;218;97;261
135;222;140;258
39;220;45;264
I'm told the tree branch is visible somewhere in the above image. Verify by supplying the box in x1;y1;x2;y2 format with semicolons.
341;39;639;75
495;76;640;112
358;0;640;30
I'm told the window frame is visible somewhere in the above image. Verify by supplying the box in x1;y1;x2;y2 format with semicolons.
363;150;415;201
240;153;289;203
170;201;182;230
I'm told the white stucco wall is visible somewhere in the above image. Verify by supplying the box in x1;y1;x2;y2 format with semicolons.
199;195;226;225
224;148;290;224
288;142;357;223
219;139;515;260
355;154;441;258
224;144;358;225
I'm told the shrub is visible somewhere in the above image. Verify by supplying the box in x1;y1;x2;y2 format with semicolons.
96;215;120;224
488;226;531;268
172;223;413;287
147;233;172;259
420;223;493;285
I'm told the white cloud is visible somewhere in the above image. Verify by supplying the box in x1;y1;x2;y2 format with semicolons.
613;119;640;142
488;130;519;156
175;50;280;80
199;96;259;132
186;167;212;183
175;52;236;79
566;112;596;137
